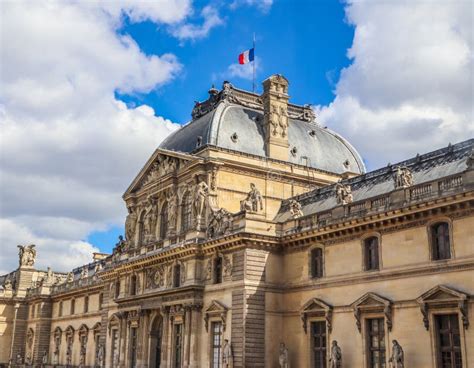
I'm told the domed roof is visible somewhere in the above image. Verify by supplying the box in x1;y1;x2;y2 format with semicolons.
160;83;365;175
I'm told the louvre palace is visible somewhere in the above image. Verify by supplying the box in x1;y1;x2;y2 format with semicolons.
1;75;473;368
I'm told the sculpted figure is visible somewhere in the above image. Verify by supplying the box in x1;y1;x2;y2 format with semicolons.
222;339;233;368
335;181;353;205
42;350;48;365
240;183;263;212
269;105;279;136
329;340;342;368
45;267;54;284
125;206;137;245
25;352;32;365
207;208;233;238
279;106;288;138
394;166;413;189
279;342;289;368
389;340;404;368
16;353;23;364
167;191;178;229
144;197;157;241
193;181;209;230
97;343;105;367
4;278;12;291
17;244;36;267
80;266;88;279
289;199;303;218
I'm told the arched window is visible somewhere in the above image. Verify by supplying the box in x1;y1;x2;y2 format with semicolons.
173;264;181;288
214;256;223;284
181;192;192;232
160;201;168;240
364;237;379;271
431;222;451;260
310;248;323;278
130;274;137;296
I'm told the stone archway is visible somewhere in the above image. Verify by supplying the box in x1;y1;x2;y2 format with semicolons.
149;314;163;368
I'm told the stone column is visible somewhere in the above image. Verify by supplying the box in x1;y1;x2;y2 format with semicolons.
160;308;170;367
188;305;202;368
182;306;191;367
138;311;150;368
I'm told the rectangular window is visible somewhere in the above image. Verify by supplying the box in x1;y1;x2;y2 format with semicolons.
99;293;103;310
173;265;181;288
311;248;323;278
364;237;379;271
214;257;223;284
173;324;183;368
211;322;223;368
432;223;451;260
70;299;75;315
130;275;137;296
115;280;120;299
366;318;386;368
435;314;462;368
311;321;327;368
130;327;138;368
58;301;63;317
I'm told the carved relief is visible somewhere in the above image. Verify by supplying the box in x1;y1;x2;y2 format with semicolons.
166;264;173;288
207;208;233;238
240;183;263;213
393;166;414;189
289;199;303;218
147;265;166;289
143;196;158;243
17;244;36;267
335;181;353;205
210;168;218;191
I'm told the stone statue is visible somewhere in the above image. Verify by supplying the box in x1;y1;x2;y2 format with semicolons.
193;181;209;230
17;244;36;267
329;340;342;368
4;278;12;292
66;272;74;283
394;166;413;189
144;197;158;241
269;105;279;136
240;183;263;212
66;340;72;365
207;208;233;238
335;181;353;205
45;267;54;284
289;199;303;218
42;350;48;365
223;254;233;276
125;206;137;245
222;339;233;367
279;106;288;138
279;342;289;368
16;352;23;364
167;190;178;229
25;351;32;365
389;340;404;368
80;267;89;279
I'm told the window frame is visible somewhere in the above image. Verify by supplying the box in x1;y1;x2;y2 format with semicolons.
428;220;453;261
70;298;75;315
434;313;463;368
214;256;223;284
309;319;328;368
210;321;223;368
84;295;89;313
363;236;380;271
172;323;183;368
365;317;386;368
310;247;324;279
173;263;181;288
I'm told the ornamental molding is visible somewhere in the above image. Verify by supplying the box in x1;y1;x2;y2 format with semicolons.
300;298;333;334
416;285;469;330
351;292;392;333
204;300;229;332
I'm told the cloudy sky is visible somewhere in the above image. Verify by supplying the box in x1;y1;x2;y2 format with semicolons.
0;0;472;273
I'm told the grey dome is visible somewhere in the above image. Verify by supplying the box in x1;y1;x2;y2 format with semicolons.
160;102;365;175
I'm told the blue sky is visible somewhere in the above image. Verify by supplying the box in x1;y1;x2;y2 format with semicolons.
91;1;354;252
2;0;471;272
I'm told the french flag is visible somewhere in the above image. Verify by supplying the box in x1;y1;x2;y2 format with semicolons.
238;48;255;64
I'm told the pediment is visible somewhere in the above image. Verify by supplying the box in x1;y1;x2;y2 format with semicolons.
124;149;195;196
205;300;228;314
301;298;332;313
352;292;391;309
417;285;468;303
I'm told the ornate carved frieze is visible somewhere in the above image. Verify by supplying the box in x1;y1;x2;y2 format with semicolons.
207;208;233;238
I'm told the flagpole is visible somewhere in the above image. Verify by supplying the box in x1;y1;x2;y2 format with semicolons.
252;32;256;93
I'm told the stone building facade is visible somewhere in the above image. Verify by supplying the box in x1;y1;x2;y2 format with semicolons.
1;75;473;368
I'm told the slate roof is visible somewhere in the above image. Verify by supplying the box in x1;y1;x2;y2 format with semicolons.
274;139;474;222
159;83;366;175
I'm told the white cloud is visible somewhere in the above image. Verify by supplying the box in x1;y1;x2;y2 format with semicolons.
0;1;185;273
230;0;273;13
217;57;261;82
171;5;224;41
317;0;473;169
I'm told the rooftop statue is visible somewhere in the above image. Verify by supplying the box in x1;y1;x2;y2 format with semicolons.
394;166;413;189
17;244;36;267
335;181;353;205
289;199;303;219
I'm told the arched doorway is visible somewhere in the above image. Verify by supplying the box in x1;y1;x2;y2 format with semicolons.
149;314;163;368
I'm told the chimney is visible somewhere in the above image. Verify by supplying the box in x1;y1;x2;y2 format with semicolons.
261;74;290;161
